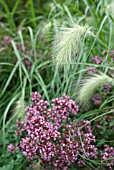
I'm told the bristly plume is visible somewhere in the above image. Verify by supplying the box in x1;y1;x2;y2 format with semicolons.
52;24;93;67
78;73;114;106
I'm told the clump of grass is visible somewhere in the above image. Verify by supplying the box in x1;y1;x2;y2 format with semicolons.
52;24;93;67
78;73;114;106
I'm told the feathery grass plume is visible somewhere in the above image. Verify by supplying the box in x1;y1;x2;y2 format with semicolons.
13;97;25;119
39;21;52;35
52;24;93;67
78;73;114;106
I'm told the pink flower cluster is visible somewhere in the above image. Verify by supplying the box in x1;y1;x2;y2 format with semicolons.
86;67;97;74
76;120;97;159
8;92;98;169
7;144;14;153
104;84;112;93
93;56;104;64
48;94;79;124
101;145;114;170
91;84;112;106
3;36;12;45
86;56;103;75
86;50;114;75
92;94;101;105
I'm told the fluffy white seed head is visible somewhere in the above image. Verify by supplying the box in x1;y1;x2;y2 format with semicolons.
78;73;113;106
52;24;93;67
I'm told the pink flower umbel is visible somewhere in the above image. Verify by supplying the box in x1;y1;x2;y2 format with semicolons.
92;94;101;105
8;92;98;169
101;145;114;170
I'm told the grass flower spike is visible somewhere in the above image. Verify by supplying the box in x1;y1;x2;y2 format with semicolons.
78;73;114;106
52;24;93;67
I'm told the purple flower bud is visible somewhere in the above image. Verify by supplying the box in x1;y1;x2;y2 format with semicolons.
93;56;103;64
102;50;107;55
7;144;14;153
3;36;12;45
